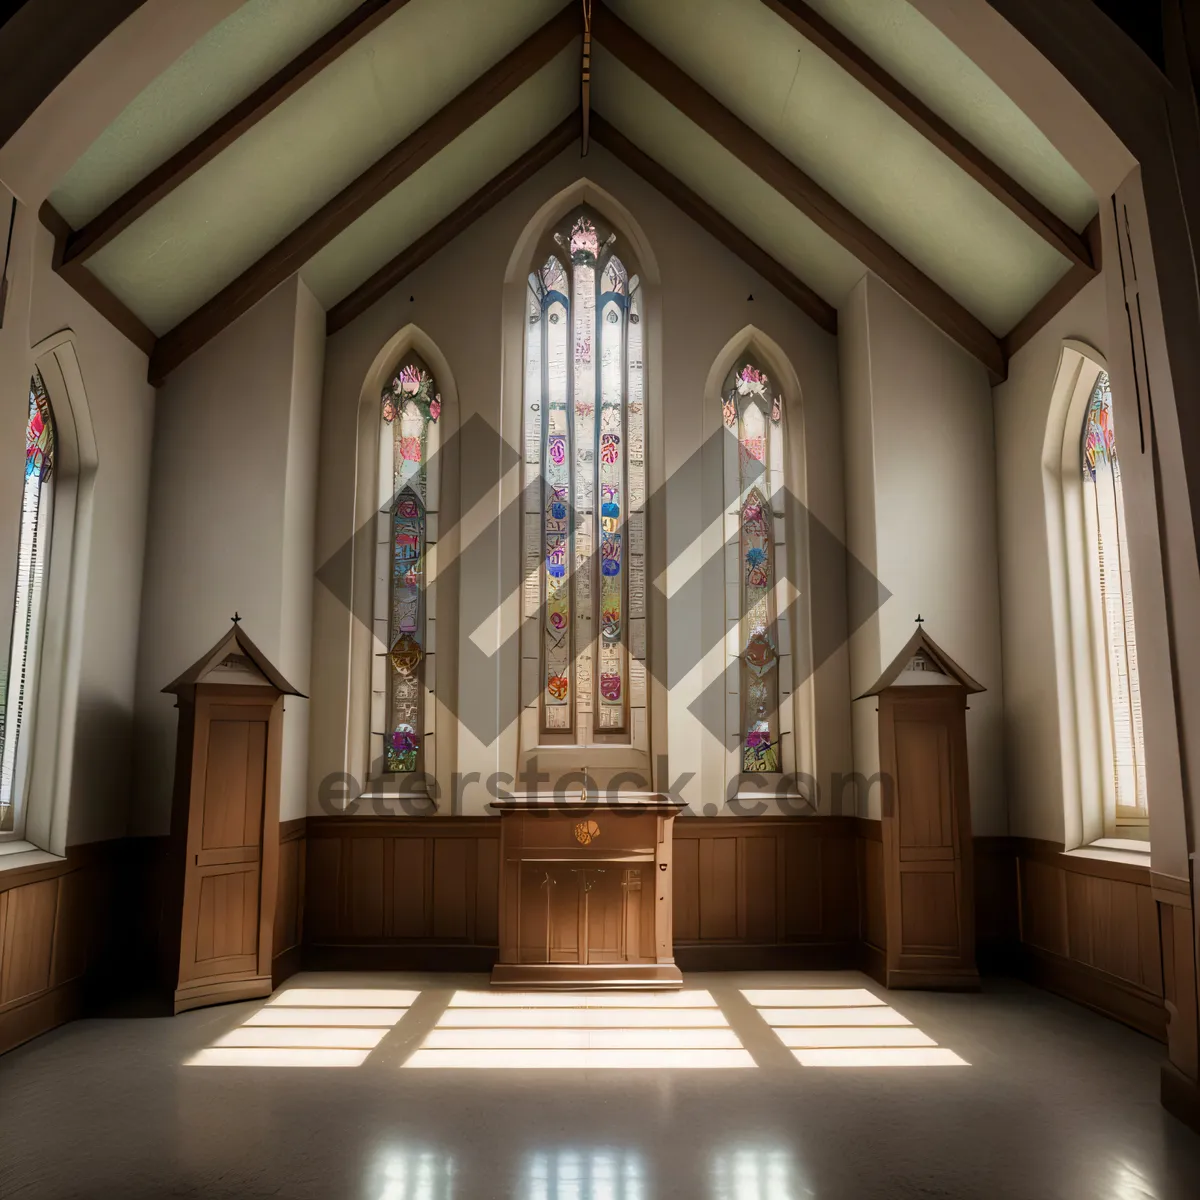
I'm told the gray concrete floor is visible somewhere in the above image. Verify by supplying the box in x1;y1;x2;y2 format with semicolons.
1;970;1198;1199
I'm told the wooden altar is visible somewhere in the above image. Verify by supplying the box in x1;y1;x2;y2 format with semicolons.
491;797;684;989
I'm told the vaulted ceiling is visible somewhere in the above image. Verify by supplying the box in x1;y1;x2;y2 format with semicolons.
41;0;1100;383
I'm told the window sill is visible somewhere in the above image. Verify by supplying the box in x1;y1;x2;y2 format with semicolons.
1064;838;1151;869
0;839;65;873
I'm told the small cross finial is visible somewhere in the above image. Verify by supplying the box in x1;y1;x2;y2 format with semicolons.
232;611;241;625
915;613;924;625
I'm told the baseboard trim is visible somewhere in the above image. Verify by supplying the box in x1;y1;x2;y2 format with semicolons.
272;943;302;990
0;978;85;1055
674;943;858;972
1021;945;1167;1041
858;939;886;985
490;963;683;989
1162;1063;1200;1134
174;974;272;1014
303;944;499;972
883;966;981;991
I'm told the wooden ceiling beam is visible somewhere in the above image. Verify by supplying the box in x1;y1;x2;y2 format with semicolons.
328;112;580;335
759;0;1094;271
1001;214;1102;360
62;0;416;268
149;5;578;385
39;201;156;356
594;2;1005;378
591;114;837;336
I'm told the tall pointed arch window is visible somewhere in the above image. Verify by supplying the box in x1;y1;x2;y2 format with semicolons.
1081;371;1147;822
723;358;788;778
523;211;647;743
1;371;56;833
376;358;441;777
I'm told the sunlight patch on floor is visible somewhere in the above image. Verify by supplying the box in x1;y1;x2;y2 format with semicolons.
405;990;755;1068
743;988;968;1067
186;986;417;1067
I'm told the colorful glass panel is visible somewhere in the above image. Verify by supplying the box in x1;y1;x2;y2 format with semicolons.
1081;371;1147;816
382;362;439;774
597;254;627;728
1;373;56;831
525;212;644;740
732;362;781;773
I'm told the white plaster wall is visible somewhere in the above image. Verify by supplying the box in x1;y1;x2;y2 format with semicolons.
132;276;324;834
316;143;850;816
839;279;882;803
992;276;1108;842
840;275;1005;832
0;205;155;849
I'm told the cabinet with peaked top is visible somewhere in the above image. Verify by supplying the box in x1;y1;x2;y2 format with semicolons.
860;624;983;990
160;620;304;1013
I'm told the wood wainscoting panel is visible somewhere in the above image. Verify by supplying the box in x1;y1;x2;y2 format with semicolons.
1160;898;1199;1084
303;818;501;970
976;836;1173;1042
857;820;886;959
0;878;58;1005
672;817;859;969
272;818;306;987
0;841;121;1056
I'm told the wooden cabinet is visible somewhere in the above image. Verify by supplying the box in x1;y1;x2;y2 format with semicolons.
161;622;302;1013
862;626;982;990
492;799;683;988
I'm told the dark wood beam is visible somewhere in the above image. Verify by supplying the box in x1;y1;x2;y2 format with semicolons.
593;3;1005;378
592;115;837;336
759;0;1094;271
328;113;579;335
63;0;415;268
581;0;593;154
149;5;577;385
39;201;156;356
0;0;151;151
1001;214;1103;361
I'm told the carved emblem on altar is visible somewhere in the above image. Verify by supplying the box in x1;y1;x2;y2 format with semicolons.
574;819;600;846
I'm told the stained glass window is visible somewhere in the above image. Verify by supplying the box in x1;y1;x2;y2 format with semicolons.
1081;371;1147;820
1;372;56;833
726;360;784;774
380;359;441;775
523;211;647;741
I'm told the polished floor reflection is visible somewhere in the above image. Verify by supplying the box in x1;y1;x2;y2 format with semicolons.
1;970;1198;1199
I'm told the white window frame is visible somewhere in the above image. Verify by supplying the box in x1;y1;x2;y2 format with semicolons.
0;334;96;857
1043;340;1148;843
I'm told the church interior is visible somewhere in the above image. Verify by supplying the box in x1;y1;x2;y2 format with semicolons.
2;0;1200;1195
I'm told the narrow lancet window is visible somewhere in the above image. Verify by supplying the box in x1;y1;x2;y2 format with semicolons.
380;360;441;775
1081;371;1147;821
726;361;783;774
1;371;56;832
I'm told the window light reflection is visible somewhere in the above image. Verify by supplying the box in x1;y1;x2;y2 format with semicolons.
711;1147;812;1200
524;1147;645;1200
375;1147;456;1200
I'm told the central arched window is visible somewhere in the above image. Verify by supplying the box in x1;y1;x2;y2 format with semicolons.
1081;370;1147;823
1;371;56;834
522;210;647;745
